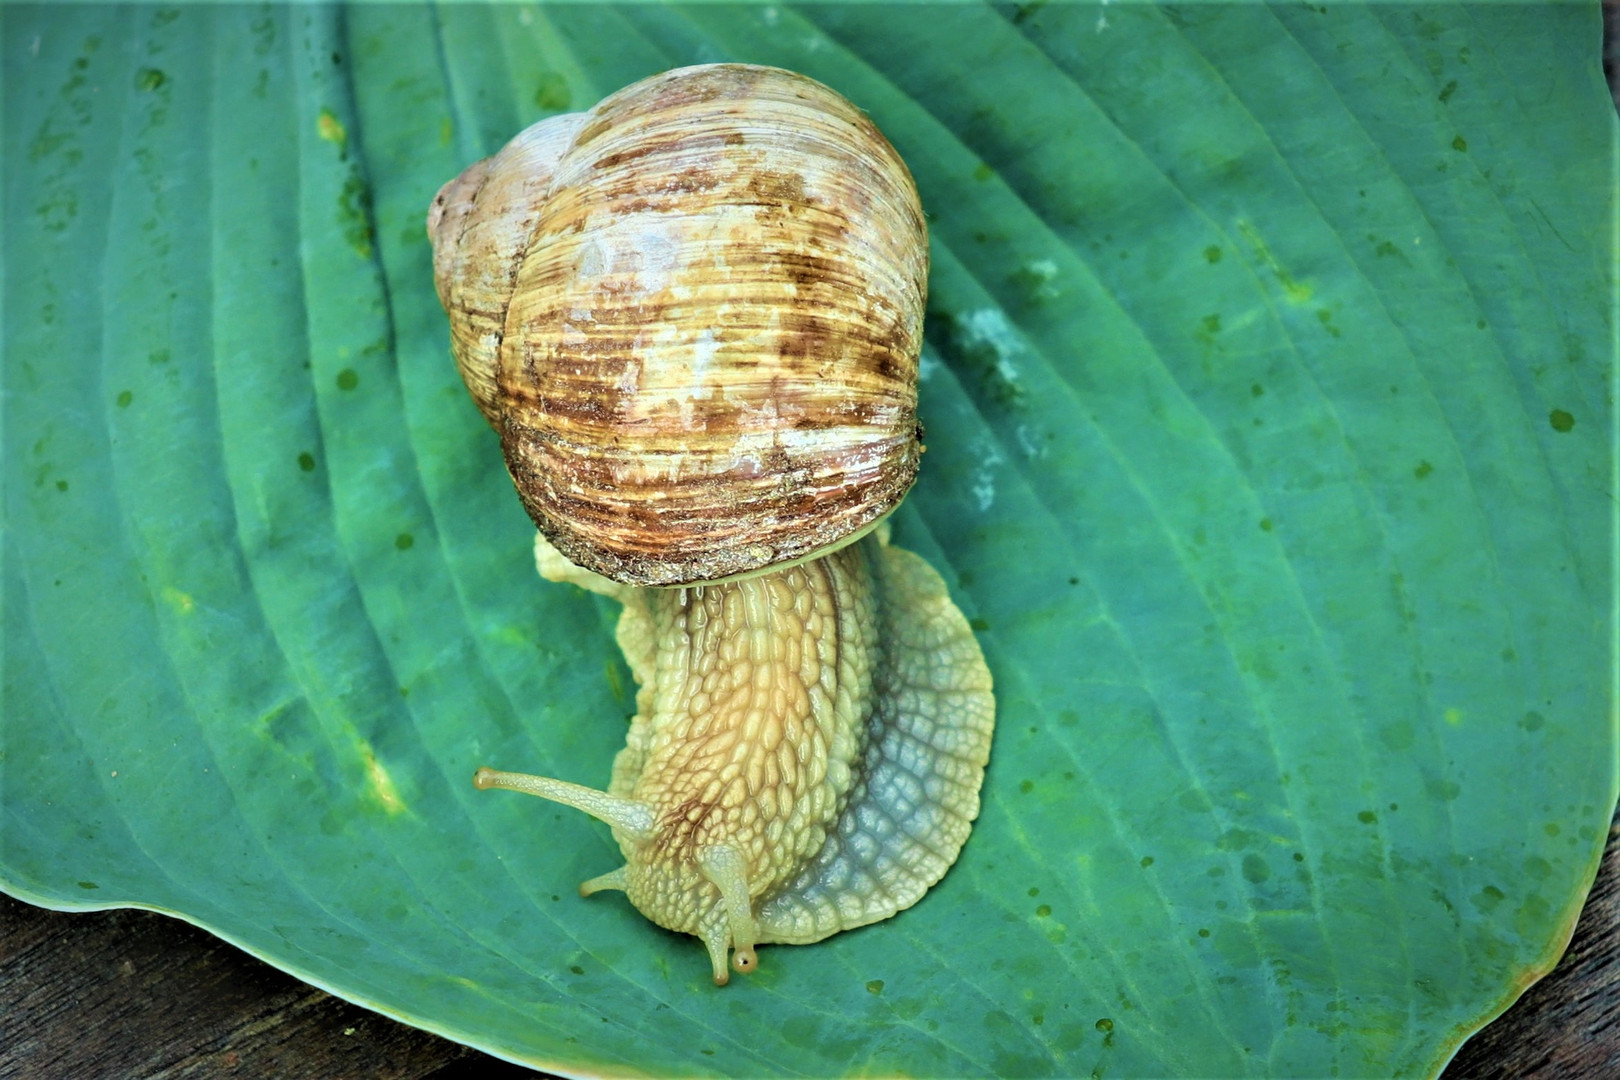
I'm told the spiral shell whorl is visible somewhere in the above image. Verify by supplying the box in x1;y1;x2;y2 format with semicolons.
431;65;928;586
429;112;589;424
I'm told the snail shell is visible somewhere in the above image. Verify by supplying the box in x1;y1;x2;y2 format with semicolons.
429;63;927;587
433;64;993;985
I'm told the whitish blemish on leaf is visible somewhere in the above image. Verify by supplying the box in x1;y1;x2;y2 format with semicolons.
955;308;1026;407
1015;424;1047;460
918;347;942;383
971;438;1005;512
960;309;1024;381
1010;258;1061;303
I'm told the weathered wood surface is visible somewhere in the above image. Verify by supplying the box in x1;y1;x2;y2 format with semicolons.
0;892;540;1079
2;811;1613;1079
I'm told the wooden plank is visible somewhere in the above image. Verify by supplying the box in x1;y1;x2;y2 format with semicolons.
0;894;541;1079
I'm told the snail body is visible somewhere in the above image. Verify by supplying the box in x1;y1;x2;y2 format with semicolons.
431;64;994;984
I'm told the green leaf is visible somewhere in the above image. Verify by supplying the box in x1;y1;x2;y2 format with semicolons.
4;3;1613;1077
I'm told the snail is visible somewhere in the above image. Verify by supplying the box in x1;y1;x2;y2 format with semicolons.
427;64;994;985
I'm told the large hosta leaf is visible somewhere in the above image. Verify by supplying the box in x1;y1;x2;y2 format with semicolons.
3;3;1613;1076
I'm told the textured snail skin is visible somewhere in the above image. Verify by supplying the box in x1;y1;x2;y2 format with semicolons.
437;64;994;983
473;527;993;984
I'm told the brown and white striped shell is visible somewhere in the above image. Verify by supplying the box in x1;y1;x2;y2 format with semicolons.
427;63;928;586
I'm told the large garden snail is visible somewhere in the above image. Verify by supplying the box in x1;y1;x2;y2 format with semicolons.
427;64;994;985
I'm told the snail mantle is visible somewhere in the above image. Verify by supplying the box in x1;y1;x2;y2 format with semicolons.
428;63;994;985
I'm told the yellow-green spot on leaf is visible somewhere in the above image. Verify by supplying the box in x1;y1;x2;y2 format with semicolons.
1316;308;1341;338
1259;518;1273;532
866;979;884;995
604;657;625;704
1035;904;1051;917
439;117;453;146
55;479;68;492
135;67;165;92
1414;460;1434;479
1238;221;1313;304
491;625;533;650
1549;408;1574;432
336;368;359;391
1095;1018;1114;1033
365;750;405;815
1202;314;1221;334
1204;245;1222;264
970;616;990;632
1439;79;1458;103
1140;856;1154;868
1451;135;1467;152
297;452;316;472
973;162;994;182
1357;810;1378;824
395;533;414;551
317;107;346;150
116;390;133;408
534;72;572;112
1444;707;1465;727
162;586;194;615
